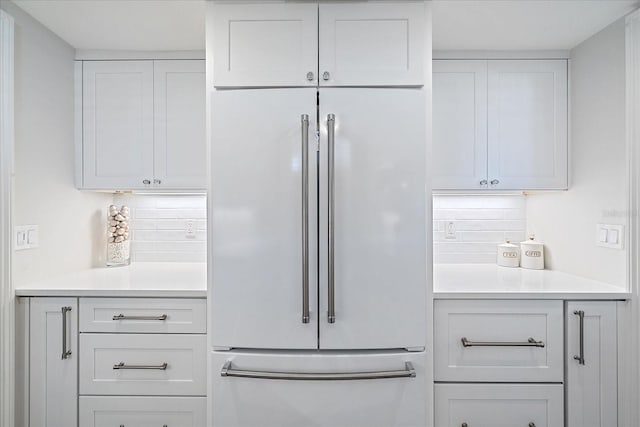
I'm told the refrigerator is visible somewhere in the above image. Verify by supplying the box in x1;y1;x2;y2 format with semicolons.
210;86;427;426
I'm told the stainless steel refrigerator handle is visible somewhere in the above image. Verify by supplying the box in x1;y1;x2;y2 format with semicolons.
327;114;336;324
220;360;416;381
112;313;168;321
573;310;585;365
301;114;310;324
461;337;545;348
61;306;72;360
113;362;168;370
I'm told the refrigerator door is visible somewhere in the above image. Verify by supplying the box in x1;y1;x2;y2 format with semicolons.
212;350;426;427
318;88;427;350
211;88;318;349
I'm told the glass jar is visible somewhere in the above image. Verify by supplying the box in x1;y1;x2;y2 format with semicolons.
106;204;131;266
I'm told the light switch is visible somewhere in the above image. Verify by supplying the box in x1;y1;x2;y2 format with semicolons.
608;229;619;244
596;224;624;250
15;225;39;250
599;228;608;243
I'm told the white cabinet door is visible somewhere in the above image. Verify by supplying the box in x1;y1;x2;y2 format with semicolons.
29;298;77;427
210;89;318;349
153;60;206;189
487;60;568;189
212;350;426;427
82;61;154;189
432;60;488;190
318;88;426;350
435;384;564;427
318;2;425;86
212;3;318;87
566;301;617;427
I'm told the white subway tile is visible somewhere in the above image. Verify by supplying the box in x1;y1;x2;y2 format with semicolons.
459;231;506;243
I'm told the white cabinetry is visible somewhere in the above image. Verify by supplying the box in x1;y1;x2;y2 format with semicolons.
433;59;568;190
212;2;424;88
29;298;77;427
566;301;617;427
79;60;205;190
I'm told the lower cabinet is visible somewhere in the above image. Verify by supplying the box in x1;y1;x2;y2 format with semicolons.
435;383;564;427
566;301;617;427
79;396;207;427
28;298;77;427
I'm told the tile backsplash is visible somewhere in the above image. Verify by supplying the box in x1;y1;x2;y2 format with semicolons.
113;194;206;263
433;195;527;264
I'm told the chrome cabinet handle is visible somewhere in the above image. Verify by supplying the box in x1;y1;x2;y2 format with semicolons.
306;71;315;81
323;71;331;81
461;337;545;348
301;114;310;324
142;179;151;185
573;310;585;365
479;179;488;186
113;362;168;370
61;306;72;360
112;313;168;321
461;424;468;427
221;360;415;381
327;114;336;324
490;179;500;185
154;178;162;185
529;423;536;427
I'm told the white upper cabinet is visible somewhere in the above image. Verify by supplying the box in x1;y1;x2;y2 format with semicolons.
212;2;425;88
212;3;319;87
80;60;206;190
432;59;568;191
432;60;488;190
488;60;568;190
318;2;425;86
82;61;154;190
153;60;206;189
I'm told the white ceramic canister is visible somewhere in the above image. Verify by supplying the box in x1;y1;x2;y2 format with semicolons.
497;241;520;268
520;236;544;270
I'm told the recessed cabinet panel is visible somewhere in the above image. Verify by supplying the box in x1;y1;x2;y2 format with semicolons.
433;60;488;189
488;60;568;189
154;60;206;189
319;2;425;86
82;61;154;189
212;3;318;87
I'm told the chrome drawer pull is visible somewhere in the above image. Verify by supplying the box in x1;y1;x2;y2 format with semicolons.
61;306;72;360
461;337;545;348
113;362;168;370
112;313;168;321
221;361;416;381
529;423;536;427
573;310;585;365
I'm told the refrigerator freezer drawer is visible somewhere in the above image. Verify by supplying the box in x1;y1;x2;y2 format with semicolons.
211;350;426;427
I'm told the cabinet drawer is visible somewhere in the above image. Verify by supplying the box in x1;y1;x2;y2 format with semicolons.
79;334;206;396
434;300;563;382
79;396;206;427
435;384;563;427
79;298;206;333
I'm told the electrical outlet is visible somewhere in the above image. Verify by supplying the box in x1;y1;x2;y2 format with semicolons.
445;221;457;240
185;220;196;238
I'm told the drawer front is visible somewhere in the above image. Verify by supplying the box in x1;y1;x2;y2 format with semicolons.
79;298;206;333
435;384;564;427
79;396;206;427
434;300;563;382
79;334;206;396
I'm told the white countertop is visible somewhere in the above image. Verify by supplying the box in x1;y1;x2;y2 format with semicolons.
15;262;207;298
434;264;630;300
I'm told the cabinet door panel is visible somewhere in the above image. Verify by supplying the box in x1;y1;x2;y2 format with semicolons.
210;89;318;349
29;298;77;427
566;301;617;427
318;88;427;350
154;60;206;189
488;60;568;189
319;2;425;86
82;61;154;189
433;60;488;189
212;3;318;87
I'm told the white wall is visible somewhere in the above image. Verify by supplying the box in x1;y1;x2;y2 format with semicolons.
526;18;627;286
1;1;112;286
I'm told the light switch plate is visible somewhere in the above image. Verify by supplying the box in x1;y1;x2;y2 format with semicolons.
15;225;39;250
596;224;624;250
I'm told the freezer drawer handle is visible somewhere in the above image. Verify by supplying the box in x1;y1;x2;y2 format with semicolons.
301;114;310;324
113;362;168;370
112;313;168;321
220;360;416;381
461;337;545;348
327;113;336;324
573;310;585;365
